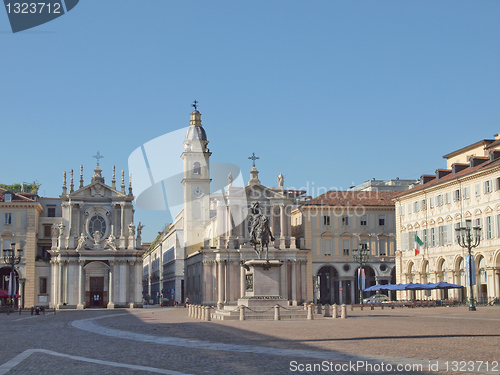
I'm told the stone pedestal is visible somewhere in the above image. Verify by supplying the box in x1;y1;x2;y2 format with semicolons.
237;259;287;307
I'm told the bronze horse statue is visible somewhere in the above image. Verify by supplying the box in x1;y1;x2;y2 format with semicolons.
250;214;275;260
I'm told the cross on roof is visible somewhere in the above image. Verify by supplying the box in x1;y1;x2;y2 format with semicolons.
248;152;259;168
93;151;104;166
192;100;198;111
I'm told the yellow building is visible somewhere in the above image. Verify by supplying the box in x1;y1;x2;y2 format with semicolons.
394;135;500;304
293;190;399;304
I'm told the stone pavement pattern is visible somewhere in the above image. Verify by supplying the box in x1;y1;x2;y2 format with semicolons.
0;306;498;375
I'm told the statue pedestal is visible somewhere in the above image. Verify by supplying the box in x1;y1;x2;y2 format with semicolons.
238;259;287;307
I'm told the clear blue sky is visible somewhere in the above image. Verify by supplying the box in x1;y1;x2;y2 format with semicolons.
1;1;500;242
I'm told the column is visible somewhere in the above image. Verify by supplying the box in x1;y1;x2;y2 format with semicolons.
291;260;297;304
217;260;224;308
280;205;286;249
350;278;355;304
135;260;143;305
240;264;245;298
51;260;58;308
270;205;275;236
120;203;126;248
75;203;81;237
58;262;64;307
77;260;84;309
120;261;127;304
64;261;69;304
108;262;115;309
301;260;307;303
216;200;225;246
224;260;229;303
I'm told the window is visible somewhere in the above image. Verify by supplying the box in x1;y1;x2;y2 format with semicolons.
445;192;451;204
43;225;52;238
379;240;387;256
323;239;331;256
47;207;56;217
341;216;349;226
360;215;367;226
463;186;470;199
88;215;107;238
430;228;436;247
475;218;482;229
423;229;428;247
429;197;434;208
454;223;461;243
453;189;461;201
399;206;405;216
193;162;201;175
486;216;493;239
4;213;12;225
4;193;11;202
437;195;443;206
475;183;481;196
407;203;412;214
360;242;368;250
39;277;48;294
323;215;330;226
438;226;444;246
414;201;419;212
496;177;500;191
484;180;492;194
378;215;385;226
421;199;426;210
342;239;349;256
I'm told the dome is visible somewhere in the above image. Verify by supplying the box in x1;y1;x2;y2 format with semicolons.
185;125;207;142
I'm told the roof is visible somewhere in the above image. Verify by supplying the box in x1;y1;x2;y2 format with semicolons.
394;156;500;199
302;190;398;207
442;139;494;159
0;188;37;203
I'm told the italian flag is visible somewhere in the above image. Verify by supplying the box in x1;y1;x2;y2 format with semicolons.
414;234;423;256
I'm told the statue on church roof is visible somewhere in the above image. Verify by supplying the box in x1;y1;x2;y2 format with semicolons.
228;172;233;187
278;173;284;188
137;222;144;238
128;222;136;237
106;234;118;251
249;202;275;260
76;233;87;251
93;231;102;245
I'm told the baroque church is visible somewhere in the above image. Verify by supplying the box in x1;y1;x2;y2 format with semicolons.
143;108;311;306
49;163;144;308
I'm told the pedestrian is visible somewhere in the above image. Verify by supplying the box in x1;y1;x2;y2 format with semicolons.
185;297;189;308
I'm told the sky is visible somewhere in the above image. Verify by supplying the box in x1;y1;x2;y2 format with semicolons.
1;1;500;242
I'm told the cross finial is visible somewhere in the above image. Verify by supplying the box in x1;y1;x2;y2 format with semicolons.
192;100;198;111
248;152;259;168
93;151;104;166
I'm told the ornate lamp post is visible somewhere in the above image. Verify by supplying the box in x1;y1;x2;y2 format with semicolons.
3;243;23;307
456;219;481;311
353;246;370;304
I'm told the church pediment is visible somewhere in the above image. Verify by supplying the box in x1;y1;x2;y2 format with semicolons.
245;185;284;200
69;181;125;199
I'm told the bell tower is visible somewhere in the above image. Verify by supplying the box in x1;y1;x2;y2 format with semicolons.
181;103;211;254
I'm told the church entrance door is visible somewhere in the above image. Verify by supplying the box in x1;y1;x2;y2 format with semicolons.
90;277;104;308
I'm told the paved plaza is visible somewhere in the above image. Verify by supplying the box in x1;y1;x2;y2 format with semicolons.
0;306;498;375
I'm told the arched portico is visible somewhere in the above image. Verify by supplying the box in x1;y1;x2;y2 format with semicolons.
316;265;339;305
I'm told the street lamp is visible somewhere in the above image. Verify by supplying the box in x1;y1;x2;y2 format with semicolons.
456;219;481;311
3;243;23;308
353;246;370;304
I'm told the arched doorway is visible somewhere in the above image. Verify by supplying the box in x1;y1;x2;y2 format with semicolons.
477;255;487;304
84;261;109;308
353;265;376;303
316;266;339;305
437;258;449;300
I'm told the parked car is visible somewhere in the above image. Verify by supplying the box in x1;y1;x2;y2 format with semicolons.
363;294;390;304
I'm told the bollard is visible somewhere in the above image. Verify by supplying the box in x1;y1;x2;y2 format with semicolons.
307;304;314;320
274;305;280;321
391;303;395;310
323;304;330;317
31;307;34;316
19;306;22;315
195;305;199;319
371;304;374;310
341;304;347;319
189;304;192;317
239;305;246;321
381;303;384;310
304;303;308;311
317;303;322;314
360;304;363;311
332;304;338;319
198;305;202;320
351;304;354;311
205;306;211;321
201;306;206;321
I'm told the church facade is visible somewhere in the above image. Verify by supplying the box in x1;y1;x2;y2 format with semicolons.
49;164;144;309
143;108;311;306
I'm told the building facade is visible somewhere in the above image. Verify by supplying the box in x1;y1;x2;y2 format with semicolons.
394;134;500;303
49;164;144;308
292;190;399;304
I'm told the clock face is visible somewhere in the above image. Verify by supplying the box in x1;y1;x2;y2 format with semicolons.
192;186;204;198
